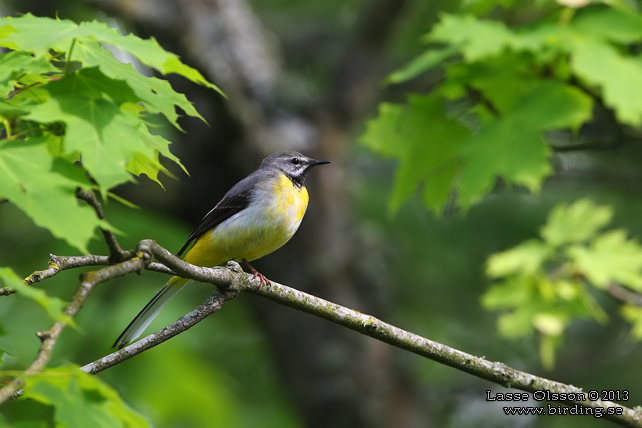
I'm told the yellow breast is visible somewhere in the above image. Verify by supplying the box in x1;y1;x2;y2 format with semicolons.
272;172;309;232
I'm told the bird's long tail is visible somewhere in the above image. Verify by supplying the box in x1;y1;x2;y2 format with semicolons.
113;276;190;349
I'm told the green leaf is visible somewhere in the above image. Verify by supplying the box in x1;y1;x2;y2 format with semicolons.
75;41;205;129
487;239;551;278
361;95;470;213
567;229;642;290
482;277;534;310
541;199;613;246
0;50;59;95
0;14;222;96
428;14;513;61
0;99;29;118
571;38;642;126
23;67;159;191
22;365;149;428
0;137;107;252
0;267;75;326
460;0;519;16
136;122;187;175
497;308;534;338
385;46;457;84
458;82;592;205
452;53;540;114
361;103;403;158
126;152;167;186
621;305;642;340
571;7;642;44
125;123;186;185
532;312;566;337
539;333;561;370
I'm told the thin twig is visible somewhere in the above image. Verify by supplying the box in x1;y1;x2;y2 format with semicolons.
6;76;63;100
0;255;175;297
607;283;642;307
0;252;152;403
81;287;239;374
75;189;134;262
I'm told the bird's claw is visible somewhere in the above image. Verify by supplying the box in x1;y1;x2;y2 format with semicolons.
253;271;270;291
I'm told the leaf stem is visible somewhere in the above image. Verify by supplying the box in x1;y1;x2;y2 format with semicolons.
64;38;77;74
0;118;11;139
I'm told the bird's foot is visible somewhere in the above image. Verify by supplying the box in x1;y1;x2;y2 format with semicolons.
242;259;271;291
253;271;270;291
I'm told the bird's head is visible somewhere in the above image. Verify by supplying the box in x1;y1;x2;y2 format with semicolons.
261;151;330;187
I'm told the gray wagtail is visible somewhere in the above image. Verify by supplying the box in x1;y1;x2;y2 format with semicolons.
113;151;330;349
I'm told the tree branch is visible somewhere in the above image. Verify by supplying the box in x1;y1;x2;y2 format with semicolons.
72;239;642;427
4;236;641;425
81;286;239;374
0;253;173;297
607;282;642;307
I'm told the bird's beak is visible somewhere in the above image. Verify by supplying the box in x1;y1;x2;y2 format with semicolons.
311;159;331;166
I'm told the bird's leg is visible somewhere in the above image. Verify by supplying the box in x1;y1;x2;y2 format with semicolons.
241;259;270;290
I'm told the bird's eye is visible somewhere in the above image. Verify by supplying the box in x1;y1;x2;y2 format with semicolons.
291;157;301;165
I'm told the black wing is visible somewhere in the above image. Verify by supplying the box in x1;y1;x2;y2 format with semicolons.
176;173;260;257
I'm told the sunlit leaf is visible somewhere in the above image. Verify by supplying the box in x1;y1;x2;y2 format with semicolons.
572;38;642;126
533;312;566;336
497;308;534;338
428;14;513;61
621;305;642;340
567;229;642;290
539;334;562;370
541;199;612;247
0;14;222;96
23;67;160;191
487;239;551;277
482;276;536;310
0;137;106;252
75;41;205;129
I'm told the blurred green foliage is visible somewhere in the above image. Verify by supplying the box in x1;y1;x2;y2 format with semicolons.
363;3;642;211
362;1;642;372
482;199;641;368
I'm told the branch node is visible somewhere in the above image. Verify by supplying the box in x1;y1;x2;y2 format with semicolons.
226;260;242;274
24;272;42;284
36;330;52;342
137;239;154;256
225;261;244;292
363;317;378;332
80;271;96;283
48;258;61;271
0;287;15;296
139;250;152;262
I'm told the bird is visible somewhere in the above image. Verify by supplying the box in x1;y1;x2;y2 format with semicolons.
113;150;330;349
